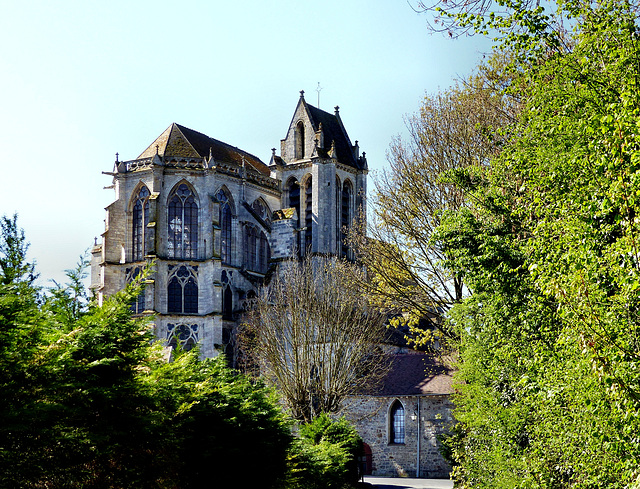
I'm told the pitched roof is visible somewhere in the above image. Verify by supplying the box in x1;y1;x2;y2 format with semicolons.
374;352;453;396
138;123;270;176
304;102;364;170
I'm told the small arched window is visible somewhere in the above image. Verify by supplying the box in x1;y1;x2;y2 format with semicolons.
390;400;405;444
167;265;198;314
341;180;353;258
304;177;313;254
295;121;305;159
132;186;150;261
168;184;198;259
216;189;233;265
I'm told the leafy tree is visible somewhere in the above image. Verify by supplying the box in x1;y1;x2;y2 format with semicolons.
350;58;516;346
240;256;388;422
287;414;364;489
433;0;640;486
0;216;292;488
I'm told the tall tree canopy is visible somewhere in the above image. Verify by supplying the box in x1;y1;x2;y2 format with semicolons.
431;0;640;486
351;57;516;346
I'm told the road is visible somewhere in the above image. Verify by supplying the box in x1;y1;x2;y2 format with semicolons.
363;476;453;489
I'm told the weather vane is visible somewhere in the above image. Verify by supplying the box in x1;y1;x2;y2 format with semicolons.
316;82;323;108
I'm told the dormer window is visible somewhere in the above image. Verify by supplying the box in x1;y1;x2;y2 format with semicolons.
295;121;305;159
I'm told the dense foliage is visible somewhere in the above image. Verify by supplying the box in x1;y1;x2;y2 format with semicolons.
287;414;364;489
0;215;291;488
429;0;640;486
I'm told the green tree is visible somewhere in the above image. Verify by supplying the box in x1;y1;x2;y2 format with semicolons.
0;216;292;488
350;58;516;346
434;0;640;486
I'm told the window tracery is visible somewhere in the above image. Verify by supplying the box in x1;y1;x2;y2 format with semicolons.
221;270;233;320
125;266;145;314
244;224;270;273
166;322;199;351
167;265;198;314
216;188;233;265
132;186;150;261
168;183;198;259
251;198;271;224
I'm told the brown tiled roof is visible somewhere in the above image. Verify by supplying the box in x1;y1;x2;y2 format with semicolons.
375;352;453;396
305;104;364;170
138;123;270;175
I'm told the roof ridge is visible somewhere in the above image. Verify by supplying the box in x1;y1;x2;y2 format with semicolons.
172;123;205;158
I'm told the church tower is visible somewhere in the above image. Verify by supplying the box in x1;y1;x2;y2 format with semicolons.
269;90;368;259
90;94;367;359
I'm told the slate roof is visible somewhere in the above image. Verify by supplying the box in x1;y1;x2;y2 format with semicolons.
304;103;364;170
374;351;453;396
138;123;270;176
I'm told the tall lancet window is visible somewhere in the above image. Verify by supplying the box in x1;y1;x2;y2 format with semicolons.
304;177;313;254
216;188;233;265
341;180;353;258
287;179;300;253
335;176;341;253
390;400;405;444
132;186;150;261
168;184;198;259
295;121;305;159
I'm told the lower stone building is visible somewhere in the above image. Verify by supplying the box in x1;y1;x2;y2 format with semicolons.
343;349;453;478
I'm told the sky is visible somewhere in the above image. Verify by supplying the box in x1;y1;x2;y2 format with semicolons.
0;0;491;286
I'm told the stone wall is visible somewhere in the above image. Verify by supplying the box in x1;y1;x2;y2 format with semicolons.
343;394;453;478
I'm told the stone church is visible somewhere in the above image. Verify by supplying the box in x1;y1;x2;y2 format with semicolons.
90;92;452;478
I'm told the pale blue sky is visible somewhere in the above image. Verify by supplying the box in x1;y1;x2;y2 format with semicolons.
0;0;490;285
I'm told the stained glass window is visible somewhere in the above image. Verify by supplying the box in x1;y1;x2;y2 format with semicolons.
216;189;232;265
167;265;198;314
132;186;150;261
168;184;198;259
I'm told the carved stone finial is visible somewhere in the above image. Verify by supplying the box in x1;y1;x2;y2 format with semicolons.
334;105;340;115
300;90;305;98
272;148;276;156
115;152;119;162
155;144;159;155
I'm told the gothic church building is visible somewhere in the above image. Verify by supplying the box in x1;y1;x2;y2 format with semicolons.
90;92;367;358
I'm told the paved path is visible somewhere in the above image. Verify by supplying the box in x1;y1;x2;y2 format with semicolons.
363;476;453;489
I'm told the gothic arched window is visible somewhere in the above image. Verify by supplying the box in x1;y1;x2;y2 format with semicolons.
252;198;271;224
216;188;233;265
126;266;145;314
304;177;313;254
341;180;353;258
390;400;405;444
295;121;305;159
168;184;198;259
167;265;198;314
287;179;301;253
167;323;198;351
244;224;270;273
132;186;150;261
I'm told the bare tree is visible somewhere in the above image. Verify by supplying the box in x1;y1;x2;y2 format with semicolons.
349;61;517;346
240;256;388;422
